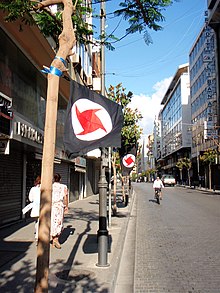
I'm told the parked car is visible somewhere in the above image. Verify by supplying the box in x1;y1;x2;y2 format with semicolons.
161;174;176;186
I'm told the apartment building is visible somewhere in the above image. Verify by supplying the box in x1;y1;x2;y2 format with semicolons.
155;64;191;182
206;0;220;189
138;135;155;181
189;22;218;187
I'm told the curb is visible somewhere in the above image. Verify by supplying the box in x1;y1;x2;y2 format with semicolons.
177;184;220;195
110;189;136;293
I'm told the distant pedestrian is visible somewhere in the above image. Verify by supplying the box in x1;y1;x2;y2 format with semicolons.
28;176;41;243
51;173;69;249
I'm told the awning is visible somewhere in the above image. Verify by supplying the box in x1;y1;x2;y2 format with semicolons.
75;166;86;173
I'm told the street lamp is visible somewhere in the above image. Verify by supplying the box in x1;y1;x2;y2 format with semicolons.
97;0;109;268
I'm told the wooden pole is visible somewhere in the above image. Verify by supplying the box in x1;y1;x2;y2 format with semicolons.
34;74;60;293
34;1;76;292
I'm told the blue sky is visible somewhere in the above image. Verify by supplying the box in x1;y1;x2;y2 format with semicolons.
93;0;207;135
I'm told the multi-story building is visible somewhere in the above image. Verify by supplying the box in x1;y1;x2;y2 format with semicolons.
189;22;218;187
207;0;220;188
153;2;220;188
157;64;191;182
153;111;162;163
146;134;155;170
0;4;100;227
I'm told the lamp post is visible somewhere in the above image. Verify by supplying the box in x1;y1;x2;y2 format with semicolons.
97;0;109;267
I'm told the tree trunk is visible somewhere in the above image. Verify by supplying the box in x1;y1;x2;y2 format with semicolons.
112;153;117;215
204;167;208;188
180;170;183;184
209;163;212;190
188;169;191;186
35;1;76;292
121;176;125;202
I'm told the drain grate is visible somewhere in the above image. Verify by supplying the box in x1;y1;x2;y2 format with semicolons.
56;269;95;282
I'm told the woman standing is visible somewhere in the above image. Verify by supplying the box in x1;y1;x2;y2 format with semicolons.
28;176;41;242
51;173;69;249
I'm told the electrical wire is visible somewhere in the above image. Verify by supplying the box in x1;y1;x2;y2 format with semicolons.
106;7;205;77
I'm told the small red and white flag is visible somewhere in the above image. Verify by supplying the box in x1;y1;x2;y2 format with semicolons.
122;154;135;168
120;144;137;176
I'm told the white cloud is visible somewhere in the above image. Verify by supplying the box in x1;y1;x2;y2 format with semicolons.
129;77;172;136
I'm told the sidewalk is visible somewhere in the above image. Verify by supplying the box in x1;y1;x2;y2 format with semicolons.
0;189;135;293
177;183;220;195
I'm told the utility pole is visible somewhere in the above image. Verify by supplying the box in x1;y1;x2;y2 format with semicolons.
97;0;109;267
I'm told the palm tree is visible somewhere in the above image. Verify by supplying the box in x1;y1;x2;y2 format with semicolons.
176;158;184;184
200;148;217;190
176;157;192;185
184;158;192;186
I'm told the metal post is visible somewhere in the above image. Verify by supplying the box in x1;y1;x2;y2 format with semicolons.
97;148;109;267
108;147;112;228
97;0;109;267
196;127;200;180
197;143;200;178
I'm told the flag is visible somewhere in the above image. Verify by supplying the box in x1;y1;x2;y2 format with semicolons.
120;144;137;176
64;79;123;158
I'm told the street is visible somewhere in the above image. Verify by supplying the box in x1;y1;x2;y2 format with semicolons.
115;183;220;293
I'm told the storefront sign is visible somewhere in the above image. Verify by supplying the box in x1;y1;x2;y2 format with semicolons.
14;121;43;144
0;92;12;108
73;156;86;167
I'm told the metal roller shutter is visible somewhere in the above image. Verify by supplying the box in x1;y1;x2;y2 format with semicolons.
0;152;23;227
54;162;69;186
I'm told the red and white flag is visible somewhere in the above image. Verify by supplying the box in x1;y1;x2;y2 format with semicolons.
64;80;123;158
120;144;137;176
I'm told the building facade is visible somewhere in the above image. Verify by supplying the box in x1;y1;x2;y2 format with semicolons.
155;64;191;182
207;0;220;189
0;5;100;227
189;23;218;187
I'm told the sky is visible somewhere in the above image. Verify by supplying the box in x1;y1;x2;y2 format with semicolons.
93;0;207;136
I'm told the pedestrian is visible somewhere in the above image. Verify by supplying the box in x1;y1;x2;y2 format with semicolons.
153;176;164;200
51;173;69;249
28;176;41;243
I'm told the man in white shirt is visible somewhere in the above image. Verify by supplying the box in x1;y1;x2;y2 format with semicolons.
153;176;164;200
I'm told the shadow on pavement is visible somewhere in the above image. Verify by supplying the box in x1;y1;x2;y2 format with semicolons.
0;219;34;272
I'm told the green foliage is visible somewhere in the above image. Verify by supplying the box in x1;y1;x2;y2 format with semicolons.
0;0;35;25
176;157;192;170
107;83;143;146
114;0;174;45
200;148;217;165
121;107;143;145
0;0;174;49
34;11;62;42
0;0;93;47
146;168;156;175
107;83;133;108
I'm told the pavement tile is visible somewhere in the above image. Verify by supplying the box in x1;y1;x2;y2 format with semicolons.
0;190;134;293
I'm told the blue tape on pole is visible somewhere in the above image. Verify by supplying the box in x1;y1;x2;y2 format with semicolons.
55;56;67;67
41;66;63;77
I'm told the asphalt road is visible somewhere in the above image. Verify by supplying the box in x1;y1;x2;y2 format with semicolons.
115;183;220;293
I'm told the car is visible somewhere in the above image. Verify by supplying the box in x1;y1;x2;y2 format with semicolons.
161;174;176;186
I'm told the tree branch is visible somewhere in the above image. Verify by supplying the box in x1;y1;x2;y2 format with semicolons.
34;0;62;9
52;0;75;68
134;0;149;25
